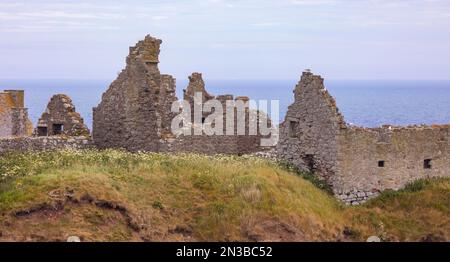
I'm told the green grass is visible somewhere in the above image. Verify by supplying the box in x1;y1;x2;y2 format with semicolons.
0;149;448;242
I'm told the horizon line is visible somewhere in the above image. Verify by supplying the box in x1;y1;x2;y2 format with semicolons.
2;77;450;81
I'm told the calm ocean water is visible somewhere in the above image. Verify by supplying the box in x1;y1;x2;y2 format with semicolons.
0;79;449;129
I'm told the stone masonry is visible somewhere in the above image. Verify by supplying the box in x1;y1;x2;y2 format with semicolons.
0;90;33;138
278;71;450;205
277;72;345;182
93;35;271;154
0;136;93;156
336;124;450;204
161;72;268;155
93;35;168;152
35;94;90;137
2;34;447;205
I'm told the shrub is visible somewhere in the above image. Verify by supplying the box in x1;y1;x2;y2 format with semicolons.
278;161;333;194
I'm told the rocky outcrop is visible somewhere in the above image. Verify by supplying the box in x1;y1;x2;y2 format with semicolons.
35;94;90;137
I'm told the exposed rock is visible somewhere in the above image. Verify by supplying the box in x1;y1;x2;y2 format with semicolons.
67;236;81;242
367;236;381;242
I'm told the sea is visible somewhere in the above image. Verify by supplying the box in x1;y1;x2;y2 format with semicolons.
0;79;449;129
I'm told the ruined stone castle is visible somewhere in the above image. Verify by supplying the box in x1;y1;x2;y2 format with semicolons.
1;35;449;204
93;35;270;155
277;71;450;204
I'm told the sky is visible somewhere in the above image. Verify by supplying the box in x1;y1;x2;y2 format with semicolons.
0;0;450;80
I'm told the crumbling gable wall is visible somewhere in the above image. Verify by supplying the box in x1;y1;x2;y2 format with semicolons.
278;71;450;205
0;90;33;137
277;72;346;182
35;94;90;137
93;35;174;151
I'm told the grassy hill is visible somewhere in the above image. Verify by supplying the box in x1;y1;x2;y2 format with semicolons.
0;149;448;242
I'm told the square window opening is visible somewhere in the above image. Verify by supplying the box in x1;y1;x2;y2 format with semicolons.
37;126;48;136
304;154;316;172
424;159;432;169
53;124;64;135
289;121;299;138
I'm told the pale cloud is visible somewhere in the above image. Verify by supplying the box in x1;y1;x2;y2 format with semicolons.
152;16;169;21
291;0;340;5
207;0;235;8
0;1;128;32
251;22;281;27
4;11;126;20
0;3;24;8
1;0;450;79
0;23;119;33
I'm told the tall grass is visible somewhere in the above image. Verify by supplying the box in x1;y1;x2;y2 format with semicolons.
0;149;448;242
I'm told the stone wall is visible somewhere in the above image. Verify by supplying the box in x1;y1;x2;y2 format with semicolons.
335;125;450;204
277;72;346;182
35;94;90;137
183;72;214;102
278;71;450;205
159;74;178;137
0;136;93;155
93;35;165;152
0;90;33;138
160;135;240;155
93;35;272;155
0;105;13;137
10;108;32;136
